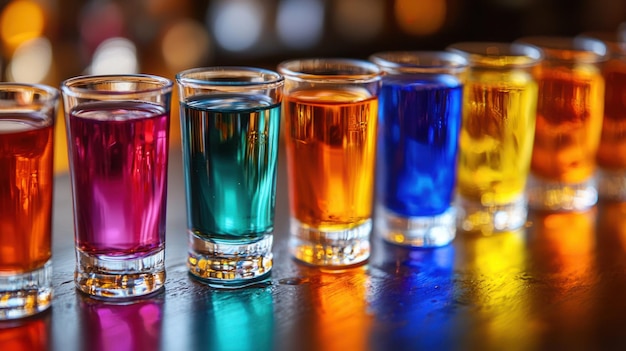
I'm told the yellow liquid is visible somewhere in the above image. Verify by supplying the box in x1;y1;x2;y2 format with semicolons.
457;69;537;204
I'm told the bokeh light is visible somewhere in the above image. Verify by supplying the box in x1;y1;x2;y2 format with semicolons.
79;0;125;56
209;0;264;52
161;19;212;72
394;0;447;36
333;0;384;42
0;0;45;55
7;37;52;83
276;0;324;50
89;37;138;75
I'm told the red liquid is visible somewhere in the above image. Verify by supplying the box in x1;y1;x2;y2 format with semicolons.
68;101;169;256
597;58;626;169
0;114;53;272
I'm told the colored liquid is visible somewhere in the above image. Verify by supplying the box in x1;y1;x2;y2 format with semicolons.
284;88;378;231
180;94;281;241
68;101;169;256
0;114;53;272
377;74;462;217
597;58;626;170
457;69;537;204
531;65;604;182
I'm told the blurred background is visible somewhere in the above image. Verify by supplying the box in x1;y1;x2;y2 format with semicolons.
1;0;624;172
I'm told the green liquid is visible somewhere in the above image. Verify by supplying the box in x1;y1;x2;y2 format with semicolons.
181;94;281;241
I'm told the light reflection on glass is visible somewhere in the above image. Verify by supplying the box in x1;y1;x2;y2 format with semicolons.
191;287;274;351
209;0;264;52
0;311;50;351
368;239;458;350
78;293;164;351
276;0;324;49
333;0;384;42
7;36;52;83
455;229;537;349
89;37;138;75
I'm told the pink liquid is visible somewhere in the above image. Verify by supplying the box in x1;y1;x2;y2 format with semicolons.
68;101;169;256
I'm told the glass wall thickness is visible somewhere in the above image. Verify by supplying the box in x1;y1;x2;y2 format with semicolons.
278;58;381;266
62;74;172;298
176;67;283;287
447;42;541;234
370;51;467;247
0;83;57;319
517;36;606;211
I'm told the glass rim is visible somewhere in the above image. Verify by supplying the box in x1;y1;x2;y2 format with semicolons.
446;41;543;68
515;36;607;63
277;58;381;83
369;51;468;74
61;74;173;99
578;31;626;57
0;82;59;103
176;66;284;88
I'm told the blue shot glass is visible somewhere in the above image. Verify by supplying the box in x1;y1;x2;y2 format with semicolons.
370;51;467;247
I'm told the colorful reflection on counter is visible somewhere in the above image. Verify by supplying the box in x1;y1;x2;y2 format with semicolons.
0;312;49;351
77;294;163;351
300;267;373;351
191;287;274;351
526;208;597;349
368;240;457;350
454;229;536;349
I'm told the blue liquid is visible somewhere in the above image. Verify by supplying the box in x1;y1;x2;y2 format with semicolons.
180;94;281;241
377;74;463;217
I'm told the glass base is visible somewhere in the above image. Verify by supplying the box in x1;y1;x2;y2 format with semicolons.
187;232;273;288
527;175;597;211
456;196;527;234
597;169;626;202
75;248;165;299
290;218;371;267
0;260;52;320
375;206;456;247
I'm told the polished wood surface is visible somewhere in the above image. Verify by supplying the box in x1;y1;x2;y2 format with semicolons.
3;144;626;351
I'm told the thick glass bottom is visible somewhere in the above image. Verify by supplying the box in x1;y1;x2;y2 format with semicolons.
0;260;52;320
597;169;626;202
376;205;456;247
457;195;527;234
527;175;597;211
75;248;165;299
187;232;273;288
290;218;371;267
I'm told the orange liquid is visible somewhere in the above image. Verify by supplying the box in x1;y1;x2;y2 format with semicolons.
284;88;378;231
457;69;537;204
0;119;53;273
597;58;626;169
531;65;604;182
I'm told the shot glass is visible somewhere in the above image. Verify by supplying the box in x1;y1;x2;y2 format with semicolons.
176;67;283;287
579;32;626;201
516;36;606;211
61;74;172;298
370;51;467;247
0;83;57;319
447;42;542;234
277;58;381;266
